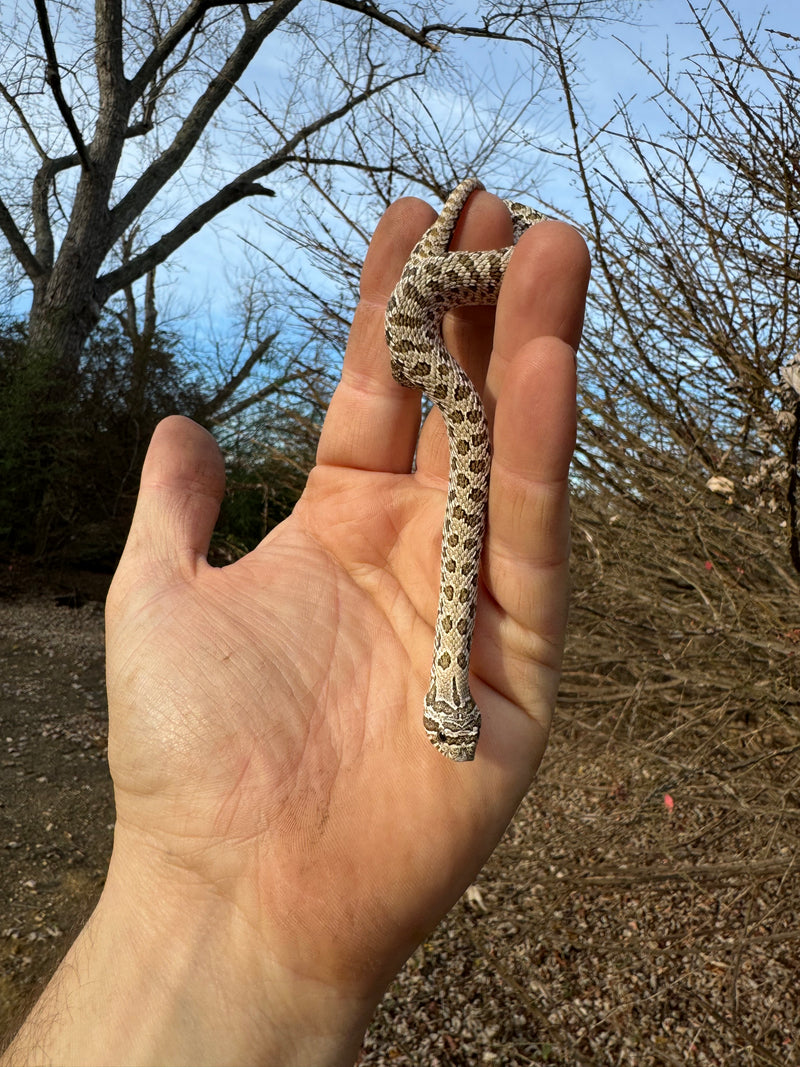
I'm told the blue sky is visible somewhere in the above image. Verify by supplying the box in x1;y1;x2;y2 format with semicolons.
2;1;794;346
170;0;797;339
598;0;794;86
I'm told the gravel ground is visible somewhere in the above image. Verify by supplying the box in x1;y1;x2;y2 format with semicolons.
360;720;799;1067
1;589;798;1064
0;595;112;1036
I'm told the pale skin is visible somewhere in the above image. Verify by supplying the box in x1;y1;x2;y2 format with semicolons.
1;189;589;1067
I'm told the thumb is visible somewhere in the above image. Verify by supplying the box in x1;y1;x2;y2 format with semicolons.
117;416;225;590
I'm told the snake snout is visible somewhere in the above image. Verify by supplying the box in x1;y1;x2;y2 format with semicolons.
423;702;480;763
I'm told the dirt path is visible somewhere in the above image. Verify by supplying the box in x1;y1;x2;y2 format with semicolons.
0;596;113;1034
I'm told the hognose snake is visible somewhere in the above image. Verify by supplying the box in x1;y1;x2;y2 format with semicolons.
385;177;545;762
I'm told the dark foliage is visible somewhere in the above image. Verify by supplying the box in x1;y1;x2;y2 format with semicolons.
0;315;316;569
0;318;206;565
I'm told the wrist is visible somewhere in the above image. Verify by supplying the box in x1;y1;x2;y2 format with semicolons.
3;832;377;1067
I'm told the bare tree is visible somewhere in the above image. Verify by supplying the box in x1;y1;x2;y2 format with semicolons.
0;0;637;387
546;1;800;565
0;0;642;554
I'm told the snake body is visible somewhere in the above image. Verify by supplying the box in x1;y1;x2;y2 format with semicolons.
385;178;544;762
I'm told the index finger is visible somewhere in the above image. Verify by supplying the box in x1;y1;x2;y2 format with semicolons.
315;197;433;474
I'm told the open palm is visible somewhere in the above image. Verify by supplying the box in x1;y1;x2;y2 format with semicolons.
104;189;589;1010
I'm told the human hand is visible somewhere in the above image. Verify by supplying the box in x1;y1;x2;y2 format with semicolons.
3;189;588;1067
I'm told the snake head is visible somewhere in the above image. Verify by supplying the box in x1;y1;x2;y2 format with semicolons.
423;698;481;762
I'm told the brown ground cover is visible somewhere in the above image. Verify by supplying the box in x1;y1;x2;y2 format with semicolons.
1;496;798;1064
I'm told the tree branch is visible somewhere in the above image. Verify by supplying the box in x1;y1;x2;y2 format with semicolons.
128;0;241;105
322;0;441;51
786;397;800;574
109;1;301;243
98;179;276;298
92;0;136;168
33;0;91;170
0;82;47;160
201;331;280;419
211;371;308;425
30;151;90;269
241;68;422;175
104;63;417;293
0;196;43;280
31;165;57;272
28;111;152;272
420;21;533;47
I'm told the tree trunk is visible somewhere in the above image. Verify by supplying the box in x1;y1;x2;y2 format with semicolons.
28;266;103;390
21;177;119;553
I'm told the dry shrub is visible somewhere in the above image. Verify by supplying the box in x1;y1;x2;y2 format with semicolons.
362;484;800;1066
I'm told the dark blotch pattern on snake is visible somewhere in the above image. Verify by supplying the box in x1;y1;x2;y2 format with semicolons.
385;178;545;762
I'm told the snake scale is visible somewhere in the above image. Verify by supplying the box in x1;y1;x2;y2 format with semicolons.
385;177;545;762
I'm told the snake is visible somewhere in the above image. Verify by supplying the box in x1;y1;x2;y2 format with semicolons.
384;177;545;762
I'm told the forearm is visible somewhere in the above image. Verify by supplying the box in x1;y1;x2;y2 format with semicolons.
1;846;375;1067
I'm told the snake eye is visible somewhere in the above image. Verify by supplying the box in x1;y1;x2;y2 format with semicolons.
438;731;448;743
